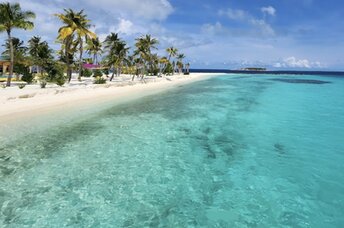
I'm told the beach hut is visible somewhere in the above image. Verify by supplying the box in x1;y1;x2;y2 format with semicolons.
0;58;10;75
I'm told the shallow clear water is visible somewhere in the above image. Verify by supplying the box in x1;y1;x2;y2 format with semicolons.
1;74;344;227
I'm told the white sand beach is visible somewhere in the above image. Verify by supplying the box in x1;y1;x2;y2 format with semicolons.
0;73;222;124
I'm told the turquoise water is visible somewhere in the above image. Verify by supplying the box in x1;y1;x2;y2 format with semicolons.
1;74;344;227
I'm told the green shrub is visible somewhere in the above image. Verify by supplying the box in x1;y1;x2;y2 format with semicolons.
81;68;93;77
93;69;103;77
40;80;47;88
14;64;33;83
21;72;34;84
18;84;26;89
164;62;173;75
149;67;159;76
55;77;65;86
93;76;106;84
102;69;109;76
45;62;66;86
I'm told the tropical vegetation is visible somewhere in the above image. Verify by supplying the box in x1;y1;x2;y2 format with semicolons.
0;1;190;88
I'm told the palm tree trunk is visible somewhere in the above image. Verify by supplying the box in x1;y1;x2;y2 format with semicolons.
172;61;175;75
65;39;72;82
162;54;172;74
141;62;147;83
110;64;115;81
6;30;13;87
158;63;162;77
78;39;83;80
117;64;121;77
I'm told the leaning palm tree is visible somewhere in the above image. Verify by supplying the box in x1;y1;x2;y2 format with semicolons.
0;2;35;86
55;9;96;82
166;47;178;62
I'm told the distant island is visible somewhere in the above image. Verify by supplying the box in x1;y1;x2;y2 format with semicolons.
240;67;267;71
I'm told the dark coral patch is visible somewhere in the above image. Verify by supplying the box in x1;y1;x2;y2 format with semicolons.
269;78;331;84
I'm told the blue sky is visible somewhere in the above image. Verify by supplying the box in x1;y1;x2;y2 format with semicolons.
1;0;344;70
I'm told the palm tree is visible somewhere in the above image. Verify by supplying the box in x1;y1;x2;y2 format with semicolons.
107;42;129;81
150;53;160;75
134;40;148;76
28;36;54;76
103;32;127;80
103;32;121;51
2;37;27;62
0;2;35;86
158;56;169;76
166;47;178;61
124;54;136;80
185;63;190;74
28;36;40;56
164;46;178;75
2;37;28;80
134;34;159;77
28;36;42;74
55;9;96;82
86;37;102;64
176;53;185;74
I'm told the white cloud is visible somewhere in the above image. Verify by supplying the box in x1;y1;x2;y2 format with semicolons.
219;9;248;21
261;6;276;16
201;22;226;35
250;19;275;36
83;0;173;21
273;57;323;68
116;19;135;35
219;7;275;37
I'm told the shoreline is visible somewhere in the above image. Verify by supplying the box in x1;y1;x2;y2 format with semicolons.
0;73;223;125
